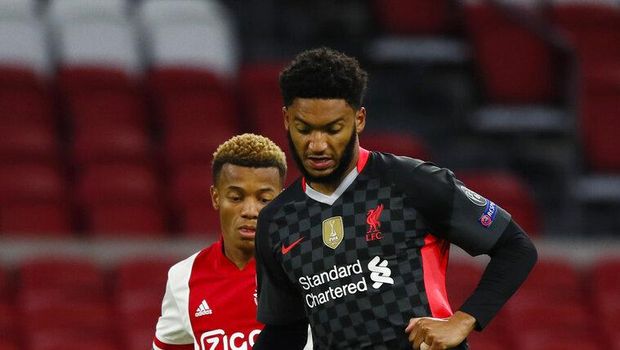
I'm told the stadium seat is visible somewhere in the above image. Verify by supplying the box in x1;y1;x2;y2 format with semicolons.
123;328;153;350
0;122;58;163
549;2;620;75
17;257;106;307
138;0;239;79
169;164;219;236
76;163;161;206
456;170;541;235
47;0;140;73
0;8;49;75
25;327;119;350
72;123;152;166
0;67;54;124
371;0;453;35
579;72;620;172
0;203;72;235
57;67;147;129
445;260;482;310
87;203;167;237
75;163;166;235
163;125;232;167
359;130;430;160
0;303;15;344
147;67;238;133
507;257;582;308
238;63;287;149
0;163;70;235
463;2;556;104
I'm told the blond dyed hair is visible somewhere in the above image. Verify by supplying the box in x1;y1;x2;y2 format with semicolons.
212;133;287;184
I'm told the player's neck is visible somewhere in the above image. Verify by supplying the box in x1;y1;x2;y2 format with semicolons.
223;244;254;269
309;151;359;195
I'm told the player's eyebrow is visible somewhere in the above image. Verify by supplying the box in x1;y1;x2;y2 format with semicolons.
293;115;345;129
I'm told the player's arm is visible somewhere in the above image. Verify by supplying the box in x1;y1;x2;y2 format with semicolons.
253;320;309;350
153;265;194;350
406;219;537;349
255;206;309;348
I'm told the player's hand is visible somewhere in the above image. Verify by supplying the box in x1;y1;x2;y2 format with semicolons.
404;311;476;350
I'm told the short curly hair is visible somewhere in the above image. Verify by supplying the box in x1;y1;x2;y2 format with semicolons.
212;133;287;185
279;47;368;109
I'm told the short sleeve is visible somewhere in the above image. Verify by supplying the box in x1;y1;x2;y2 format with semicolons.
153;275;194;350
394;159;511;256
255;208;308;325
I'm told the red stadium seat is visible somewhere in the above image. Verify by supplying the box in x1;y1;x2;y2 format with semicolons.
72;123;152;165
76;163;161;206
580;73;620;171
26;329;119;350
163;125;231;167
123;328;154;350
57;67;148;130
17;257;106;307
456;170;540;235
507;257;582;308
372;0;453;35
0;163;70;235
0;303;15;344
147;67;238;131
0;203;71;235
446;260;482;310
550;3;620;74
115;257;174;296
87;203;167;237
169;164;219;236
238;63;288;149
360;131;430;160
75;163;166;236
0;122;58;162
463;3;556;104
0;67;54;123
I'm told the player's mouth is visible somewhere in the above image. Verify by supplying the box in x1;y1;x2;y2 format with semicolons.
238;225;256;238
306;155;335;171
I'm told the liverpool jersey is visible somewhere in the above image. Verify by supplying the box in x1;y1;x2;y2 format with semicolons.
256;149;512;349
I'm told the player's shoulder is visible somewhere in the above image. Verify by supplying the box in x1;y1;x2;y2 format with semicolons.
370;151;451;185
167;243;217;288
260;177;304;220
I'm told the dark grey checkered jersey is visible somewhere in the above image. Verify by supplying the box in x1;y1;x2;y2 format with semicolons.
256;150;511;349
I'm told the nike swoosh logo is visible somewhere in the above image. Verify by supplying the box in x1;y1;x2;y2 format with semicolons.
281;237;305;255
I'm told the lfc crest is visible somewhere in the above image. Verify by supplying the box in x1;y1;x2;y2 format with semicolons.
322;216;344;249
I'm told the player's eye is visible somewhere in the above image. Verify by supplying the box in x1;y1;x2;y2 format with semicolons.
296;126;310;135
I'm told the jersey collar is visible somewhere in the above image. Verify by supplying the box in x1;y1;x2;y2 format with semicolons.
302;147;370;205
215;238;256;273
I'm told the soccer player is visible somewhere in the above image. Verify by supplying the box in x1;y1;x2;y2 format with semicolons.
153;134;291;350
254;48;538;350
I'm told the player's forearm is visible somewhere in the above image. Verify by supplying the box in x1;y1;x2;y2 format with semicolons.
459;220;538;330
254;321;308;350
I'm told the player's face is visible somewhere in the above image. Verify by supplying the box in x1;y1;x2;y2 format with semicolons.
284;98;366;185
210;164;282;255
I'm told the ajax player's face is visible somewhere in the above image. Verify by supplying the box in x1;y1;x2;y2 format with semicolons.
211;164;282;255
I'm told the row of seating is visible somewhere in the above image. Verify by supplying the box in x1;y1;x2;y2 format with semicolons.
0;255;618;350
0;132;541;236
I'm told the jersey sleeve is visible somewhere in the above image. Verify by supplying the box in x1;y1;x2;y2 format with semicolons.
255;207;308;325
393;158;511;256
153;268;194;350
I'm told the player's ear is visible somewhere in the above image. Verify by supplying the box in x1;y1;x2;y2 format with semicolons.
283;106;290;131
210;185;219;210
355;107;366;134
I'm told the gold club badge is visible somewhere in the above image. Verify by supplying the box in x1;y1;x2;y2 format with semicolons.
322;216;344;249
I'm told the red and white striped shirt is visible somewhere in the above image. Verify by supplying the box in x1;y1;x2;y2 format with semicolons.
153;240;262;350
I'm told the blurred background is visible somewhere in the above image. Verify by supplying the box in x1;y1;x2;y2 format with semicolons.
0;0;619;349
